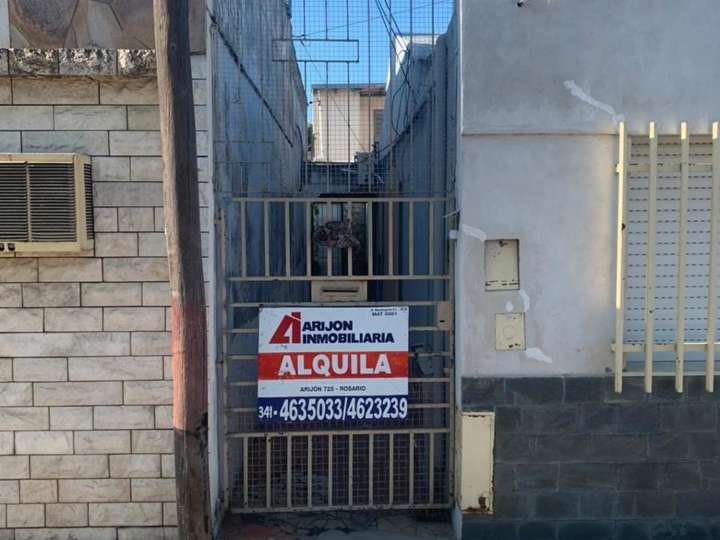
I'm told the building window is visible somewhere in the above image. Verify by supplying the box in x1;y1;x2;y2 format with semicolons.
614;122;720;393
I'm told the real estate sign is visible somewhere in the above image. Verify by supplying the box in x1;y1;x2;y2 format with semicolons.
257;306;409;423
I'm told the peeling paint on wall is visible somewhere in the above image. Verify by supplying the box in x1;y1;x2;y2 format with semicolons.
518;289;530;312
563;80;625;125
505;300;514;312
525;347;552;364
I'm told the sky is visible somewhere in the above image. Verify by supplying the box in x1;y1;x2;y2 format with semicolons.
289;0;454;119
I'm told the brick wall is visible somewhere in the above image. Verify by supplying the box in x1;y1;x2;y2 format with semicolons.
0;55;208;540
462;376;720;540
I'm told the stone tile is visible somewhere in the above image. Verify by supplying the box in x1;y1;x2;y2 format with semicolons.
191;55;207;80
0;79;10;104
16;529;116;540
22;283;79;307
0;332;129;357
131;332;171;356
162;502;177;526
74;431;130;455
45;503;88;527
0;432;12;454
124;381;173;405
59;479;130;503
50;407;92;431
15;431;73;455
0;481;20;504
30;456;108;479
94;182;163;207
94;208;118;232
22;130;108;154
130;157;163;182
0;284;22;307
9;50;58;75
142;282;170;306
81;283;142;306
132;430;173;454
39;258;102;282
0;408;48;431
0;359;10;382
13;78;98;104
6;503;44;528
93;157;131;182
20;480;57;503
0;456;29;479
128;105;160;130
0;308;42;332
155;406;172;430
95;233;138;257
117;528;179;540
94;406;154;430
104;258;168;282
54;105;126;130
13;358;67;382
0;131;20;152
138;232;167;257
59;49;117;76
89;502;162;527
100;79;159;105
69;356;163;381
45;308;102;332
0;383;32;406
161;455;175;479
110;131;161;156
110;455;161;479
0;105;53;130
0;259;37;283
117;50;156;77
105;307;165;332
130;479;175;503
119;208;155;232
192;80;206;105
34;381;122;406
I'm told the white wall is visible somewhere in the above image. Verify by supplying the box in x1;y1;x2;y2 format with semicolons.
455;0;720;377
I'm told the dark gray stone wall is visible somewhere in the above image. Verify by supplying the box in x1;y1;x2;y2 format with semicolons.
461;376;720;540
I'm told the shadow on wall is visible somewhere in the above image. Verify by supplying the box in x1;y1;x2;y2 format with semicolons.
8;0;205;52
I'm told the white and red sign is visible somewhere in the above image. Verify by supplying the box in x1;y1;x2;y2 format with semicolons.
257;306;409;423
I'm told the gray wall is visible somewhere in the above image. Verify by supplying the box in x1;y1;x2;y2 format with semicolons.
455;0;720;378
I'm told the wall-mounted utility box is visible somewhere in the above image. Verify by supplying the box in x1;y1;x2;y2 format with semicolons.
485;239;519;290
311;280;367;302
495;312;525;351
456;411;495;514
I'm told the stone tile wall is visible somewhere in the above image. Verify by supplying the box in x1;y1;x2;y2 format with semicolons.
0;54;208;540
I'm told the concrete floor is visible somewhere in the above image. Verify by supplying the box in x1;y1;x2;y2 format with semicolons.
220;511;455;540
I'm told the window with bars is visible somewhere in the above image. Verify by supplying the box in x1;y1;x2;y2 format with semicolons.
614;122;720;393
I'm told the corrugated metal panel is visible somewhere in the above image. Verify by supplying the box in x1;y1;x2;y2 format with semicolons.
28;163;77;242
0;163;30;241
84;163;95;240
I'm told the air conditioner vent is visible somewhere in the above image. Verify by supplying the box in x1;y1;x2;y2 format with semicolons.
0;154;94;254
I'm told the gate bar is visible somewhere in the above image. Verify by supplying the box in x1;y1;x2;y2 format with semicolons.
286;436;292;507
389;433;394;504
676;122;690;392
614;121;629;393
285;202;291;277
348;434;354;505
369;433;374;505
368;202;374;276
347;202;353;276
429;432;435;504
644;122;658;393
388;202;394;275
409;432;415;504
240;201;247;277
409;202;415;276
328;434;334;506
305;202;312;276
307;435;313;507
265;434;271;507
429;202;435;275
708;122;720;391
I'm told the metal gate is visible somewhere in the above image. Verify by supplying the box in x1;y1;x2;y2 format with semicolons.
219;196;455;512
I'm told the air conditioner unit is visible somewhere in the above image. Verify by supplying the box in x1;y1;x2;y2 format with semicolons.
0;154;94;255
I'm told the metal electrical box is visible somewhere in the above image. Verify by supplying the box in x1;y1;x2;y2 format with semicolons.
495;313;525;351
485;239;519;290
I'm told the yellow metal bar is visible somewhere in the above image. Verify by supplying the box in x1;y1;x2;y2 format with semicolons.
676;122;690;392
708;122;720;391
644;122;658;393
615;122;629;393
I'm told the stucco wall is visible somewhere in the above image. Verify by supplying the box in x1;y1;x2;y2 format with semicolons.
455;0;720;378
0;53;208;539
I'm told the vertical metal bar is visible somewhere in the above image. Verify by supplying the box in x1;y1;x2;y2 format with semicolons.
676;122;690;393
240;201;247;277
408;432;414;504
409;202;415;276
306;202;312;277
265;435;271;508
286;436;292;508
328;434;334;506
707;122;720;391
285;201;291;277
368;434;374;506
326;201;332;276
307;435;313;507
614;122;629;393
264;201;270;277
388;202;395;275
428;433;435;504
388;433;394;505
242;437;248;507
645;122;658;393
429;202;435;275
347;202;353;276
368;202;374;276
348;434;354;506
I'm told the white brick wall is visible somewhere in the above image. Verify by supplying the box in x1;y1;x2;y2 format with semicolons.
0;57;208;538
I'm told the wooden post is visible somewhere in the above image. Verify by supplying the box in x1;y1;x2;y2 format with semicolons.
153;1;210;538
